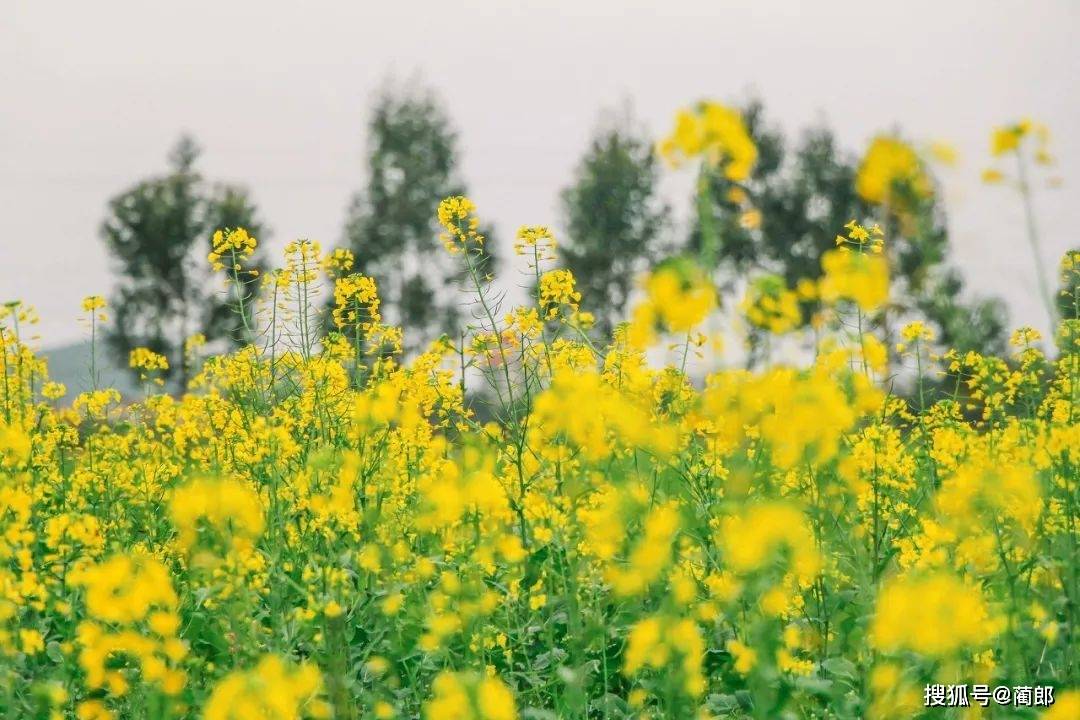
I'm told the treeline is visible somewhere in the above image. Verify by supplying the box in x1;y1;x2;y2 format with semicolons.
98;81;1008;386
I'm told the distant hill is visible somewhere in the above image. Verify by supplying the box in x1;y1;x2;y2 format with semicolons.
42;340;143;399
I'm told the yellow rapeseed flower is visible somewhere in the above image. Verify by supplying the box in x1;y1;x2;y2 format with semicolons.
658;101;758;181
855;136;931;206
871;572;999;657
204;655;327;720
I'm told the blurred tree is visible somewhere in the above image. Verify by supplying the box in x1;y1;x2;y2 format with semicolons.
342;82;496;352
101;136;268;387
1057;249;1080;322
690;101;1006;362
559;113;670;336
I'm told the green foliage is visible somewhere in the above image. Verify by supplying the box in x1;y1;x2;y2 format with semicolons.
559;114;670;335
100;136;268;386
342;83;496;352
1058;249;1080;321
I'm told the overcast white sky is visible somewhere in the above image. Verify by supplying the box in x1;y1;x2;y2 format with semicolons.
2;0;1078;346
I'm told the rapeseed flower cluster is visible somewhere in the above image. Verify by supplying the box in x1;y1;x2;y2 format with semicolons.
741;274;802;335
423;671;517;720
658;101;757;180
856;135;932;207
818;249;889;312
437;196;484;254
203;655;328;720
208;228;258;273
870;572;999;657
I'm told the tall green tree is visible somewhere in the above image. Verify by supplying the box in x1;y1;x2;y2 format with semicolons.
342;83;495;352
559;114;670;336
692;101;1006;361
101;136;268;387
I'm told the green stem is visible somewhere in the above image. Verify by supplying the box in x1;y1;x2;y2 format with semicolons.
1016;151;1056;325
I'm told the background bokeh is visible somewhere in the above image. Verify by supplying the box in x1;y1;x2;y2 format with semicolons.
2;0;1077;344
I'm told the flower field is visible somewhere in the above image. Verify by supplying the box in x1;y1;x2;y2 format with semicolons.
1;107;1078;719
